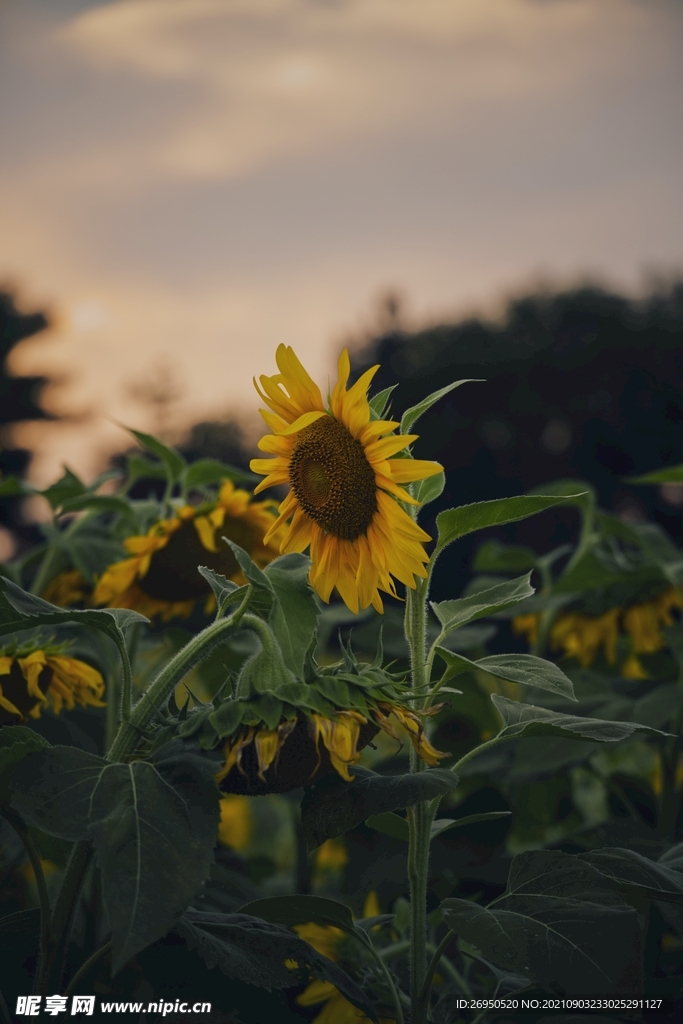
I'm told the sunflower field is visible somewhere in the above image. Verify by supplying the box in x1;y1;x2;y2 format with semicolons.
0;345;682;1024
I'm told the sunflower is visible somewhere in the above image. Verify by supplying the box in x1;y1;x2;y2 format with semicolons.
93;481;282;621
250;346;442;613
0;643;105;725
512;586;682;677
217;795;252;851
215;702;446;796
41;569;88;608
295;897;394;1024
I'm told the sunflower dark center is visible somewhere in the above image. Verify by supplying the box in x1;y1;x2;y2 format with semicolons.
139;518;257;602
289;415;377;540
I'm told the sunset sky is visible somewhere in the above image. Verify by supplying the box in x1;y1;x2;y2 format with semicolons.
2;0;682;484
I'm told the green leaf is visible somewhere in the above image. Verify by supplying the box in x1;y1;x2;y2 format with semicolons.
10;741;220;972
441;849;642;994
579;848;683;905
366;809;512;843
528;478;596;517
412;470;445;507
300;765;459;849
473;540;538;573
369;385;398;420
265;554;319;677
436;494;580;552
40;467;86;510
127;427;186;483
628;463;683;484
429;811;512;840
176;909;377;1020
436;649;575;701
183;459;258;490
240;894;356;935
432;574;535;636
224;541;274;618
58;494;134;517
0;577;146;690
400;379;480;435
0;727;50;804
0;475;26;496
491;693;668;742
197;566;240;615
124;453;167;488
366;811;409;842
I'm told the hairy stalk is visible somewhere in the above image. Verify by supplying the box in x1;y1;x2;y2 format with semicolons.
106;589;250;763
417;929;455;1020
405;576;438;1021
40;841;93;996
1;808;52;993
64;941;113;998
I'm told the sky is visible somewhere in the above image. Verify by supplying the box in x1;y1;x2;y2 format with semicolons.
1;0;682;486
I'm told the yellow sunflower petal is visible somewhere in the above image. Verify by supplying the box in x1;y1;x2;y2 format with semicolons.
251;346;438;613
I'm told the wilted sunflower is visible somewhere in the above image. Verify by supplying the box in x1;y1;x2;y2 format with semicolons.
513;586;682;678
93;481;282;621
250;345;442;613
214;701;446;796
0;642;105;725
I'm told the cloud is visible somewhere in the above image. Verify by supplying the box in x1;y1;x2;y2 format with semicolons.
0;0;682;483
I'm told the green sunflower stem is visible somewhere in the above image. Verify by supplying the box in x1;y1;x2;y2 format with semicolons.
106;589;251;763
1;808;52;996
405;578;437;1021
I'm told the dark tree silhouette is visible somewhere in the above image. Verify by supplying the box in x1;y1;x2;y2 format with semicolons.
351;281;683;601
0;289;51;547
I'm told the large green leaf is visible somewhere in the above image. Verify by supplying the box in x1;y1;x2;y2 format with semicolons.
240;894;356;935
400;379;479;434
473;540;538;573
0;577;145;689
441;850;642;994
579;848;683;905
436;649;575;701
183;459;258;489
528;478;596;517
431;574;534;636
300;765;459;849
128;427;186;483
10;741;220;972
0;727;50;803
491;694;668;742
368;809;511;843
176;909;377;1020
265;554;319;677
629;464;683;485
436;494;578;552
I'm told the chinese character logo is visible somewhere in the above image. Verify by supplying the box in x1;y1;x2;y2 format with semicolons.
16;996;42;1016
71;996;95;1015
45;995;68;1015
